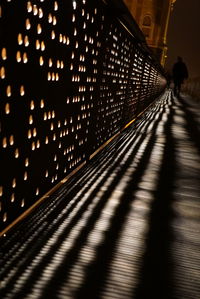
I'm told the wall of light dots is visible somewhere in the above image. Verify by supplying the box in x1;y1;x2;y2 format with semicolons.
0;0;166;231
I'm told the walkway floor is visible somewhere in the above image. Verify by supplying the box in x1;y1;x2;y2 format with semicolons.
0;90;200;299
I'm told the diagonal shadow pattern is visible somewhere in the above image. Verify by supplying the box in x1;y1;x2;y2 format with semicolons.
0;92;174;299
134;93;176;299
9;104;165;299
177;95;200;154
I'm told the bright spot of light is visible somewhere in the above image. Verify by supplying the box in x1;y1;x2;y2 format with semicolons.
72;1;77;10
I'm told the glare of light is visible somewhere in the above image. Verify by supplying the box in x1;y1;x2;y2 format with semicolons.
72;1;77;10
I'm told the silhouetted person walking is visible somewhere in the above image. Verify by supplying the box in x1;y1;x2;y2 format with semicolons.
172;57;188;96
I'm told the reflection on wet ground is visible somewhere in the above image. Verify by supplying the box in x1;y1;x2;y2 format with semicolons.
0;90;200;299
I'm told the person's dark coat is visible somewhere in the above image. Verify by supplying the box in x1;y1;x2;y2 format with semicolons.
172;60;188;84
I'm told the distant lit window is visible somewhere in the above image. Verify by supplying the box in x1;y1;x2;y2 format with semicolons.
143;15;151;27
142;15;152;38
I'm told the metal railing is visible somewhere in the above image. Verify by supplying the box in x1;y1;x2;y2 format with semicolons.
0;0;166;233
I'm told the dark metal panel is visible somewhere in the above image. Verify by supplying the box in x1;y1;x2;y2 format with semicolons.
0;0;166;231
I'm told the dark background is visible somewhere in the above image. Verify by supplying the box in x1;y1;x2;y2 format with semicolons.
166;0;200;78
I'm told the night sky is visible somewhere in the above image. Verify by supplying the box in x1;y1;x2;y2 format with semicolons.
166;0;200;78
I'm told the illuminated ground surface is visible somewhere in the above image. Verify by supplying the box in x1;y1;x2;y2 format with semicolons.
0;90;200;299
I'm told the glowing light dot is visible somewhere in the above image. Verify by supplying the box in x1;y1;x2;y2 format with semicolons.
3;213;7;222
54;1;58;11
23;52;28;63
3;137;7;148
41;41;45;51
29;115;33;124
36;40;40;50
27;1;32;13
48;13;52;23
15;148;19;158
26;18;31;30
37;24;42;34
28;129;32;139
39;8;43;18
18;33;23;45
5;103;10;114
9;135;14;145
49;58;53;67
25;158;29;167
73;1;77;10
53;16;57;25
51;30;55;39
24;171;28;180
40;99;44;108
33;5;38;15
0;66;5;79
20;85;25;96
39;56;44;66
6;85;11;97
2;48;7;60
24;35;29;47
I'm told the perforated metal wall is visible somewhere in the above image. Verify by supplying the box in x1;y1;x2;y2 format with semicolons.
0;0;166;231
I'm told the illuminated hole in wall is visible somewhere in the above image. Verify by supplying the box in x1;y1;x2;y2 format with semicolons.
39;8;43;18
47;72;51;81
3;213;7;222
73;1;77;10
23;52;28;63
48;13;53;23
33;5;38;16
51;30;56;39
25;158;29;167
25;18;31;30
1;48;7;60
20;85;25;96
36;188;39;196
5;103;10;114
0;66;5;79
41;41;45;51
2;137;7;148
15;148;19;158
29;115;33;125
25;35;29;46
36;40;40;50
0;186;3;197
24;171;28;181
37;24;42;34
53;16;57;26
9;135;14;146
40;99;45;108
27;1;32;13
6;85;11;97
18;33;23;45
28;129;31;139
39;56;44;66
62;36;66;44
54;1;58;11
